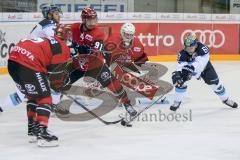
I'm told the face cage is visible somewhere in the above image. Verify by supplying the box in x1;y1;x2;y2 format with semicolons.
122;32;134;43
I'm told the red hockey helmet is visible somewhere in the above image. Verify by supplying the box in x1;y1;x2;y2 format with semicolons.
81;7;97;20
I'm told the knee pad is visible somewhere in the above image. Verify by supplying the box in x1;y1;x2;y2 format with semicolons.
210;83;225;96
175;85;187;93
96;65;113;88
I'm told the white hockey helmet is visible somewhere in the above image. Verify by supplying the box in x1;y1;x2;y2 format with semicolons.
120;23;135;46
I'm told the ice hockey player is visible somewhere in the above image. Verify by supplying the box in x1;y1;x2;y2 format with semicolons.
28;4;62;39
104;22;148;69
68;7;137;117
0;4;62;112
170;33;238;111
7;25;72;147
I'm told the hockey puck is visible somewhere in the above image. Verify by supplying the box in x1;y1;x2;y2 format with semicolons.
121;120;132;127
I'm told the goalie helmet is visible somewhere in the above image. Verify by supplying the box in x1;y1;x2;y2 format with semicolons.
184;33;197;47
120;23;135;47
42;4;62;19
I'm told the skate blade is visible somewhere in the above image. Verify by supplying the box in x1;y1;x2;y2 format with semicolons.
37;139;59;147
28;135;37;143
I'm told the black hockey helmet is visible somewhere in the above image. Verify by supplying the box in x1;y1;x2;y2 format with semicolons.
42;4;62;19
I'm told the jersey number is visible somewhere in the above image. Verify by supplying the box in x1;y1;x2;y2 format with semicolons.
202;46;209;54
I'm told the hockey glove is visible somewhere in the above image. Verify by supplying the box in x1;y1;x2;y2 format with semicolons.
49;71;71;92
182;65;195;81
172;71;184;87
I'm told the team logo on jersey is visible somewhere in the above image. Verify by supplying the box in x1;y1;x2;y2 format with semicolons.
78;57;89;71
85;34;93;41
100;71;111;82
25;84;38;94
133;47;141;52
13;46;35;61
25;84;36;92
80;33;84;40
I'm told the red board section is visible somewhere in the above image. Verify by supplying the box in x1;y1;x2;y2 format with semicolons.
101;23;240;55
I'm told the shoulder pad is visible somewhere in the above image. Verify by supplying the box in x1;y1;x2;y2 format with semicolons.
39;19;55;27
47;38;62;55
196;42;210;56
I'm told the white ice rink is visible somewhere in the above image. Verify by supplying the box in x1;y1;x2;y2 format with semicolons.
0;62;240;160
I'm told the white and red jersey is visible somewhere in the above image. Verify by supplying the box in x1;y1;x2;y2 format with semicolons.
105;34;148;66
9;36;71;73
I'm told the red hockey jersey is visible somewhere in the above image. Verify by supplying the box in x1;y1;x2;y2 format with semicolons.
9;37;71;73
105;34;148;65
70;23;106;46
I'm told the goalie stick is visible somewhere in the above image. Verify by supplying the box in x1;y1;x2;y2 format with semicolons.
64;94;123;125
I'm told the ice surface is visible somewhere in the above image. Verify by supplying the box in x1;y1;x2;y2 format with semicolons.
0;62;240;160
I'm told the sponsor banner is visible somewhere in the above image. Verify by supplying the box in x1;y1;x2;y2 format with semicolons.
60;12;75;21
230;0;240;13
101;12;127;20
0;23;35;70
74;12;81;21
2;13;28;22
228;14;240;21
157;13;183;21
0;13;2;22
212;14;231;21
155;23;239;54
37;0;130;12
127;12;157;20
1;12;240;22
105;23;239;55
0;22;239;73
28;12;43;21
183;13;211;21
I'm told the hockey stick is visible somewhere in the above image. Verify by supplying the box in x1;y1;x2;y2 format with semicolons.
64;94;123;125
121;95;164;126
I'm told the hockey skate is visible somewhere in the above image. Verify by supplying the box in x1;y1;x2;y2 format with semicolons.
123;103;137;117
170;101;181;111
0;106;3;112
223;98;238;108
37;126;59;147
28;120;39;143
